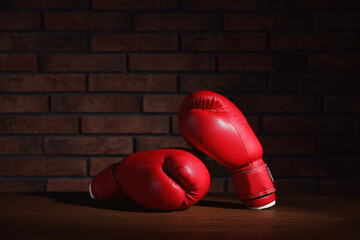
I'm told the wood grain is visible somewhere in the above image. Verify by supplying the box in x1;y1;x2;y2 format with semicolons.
0;193;359;240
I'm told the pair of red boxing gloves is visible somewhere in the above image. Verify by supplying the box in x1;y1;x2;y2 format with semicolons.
89;91;276;210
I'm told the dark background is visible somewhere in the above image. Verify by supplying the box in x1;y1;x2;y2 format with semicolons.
0;0;359;196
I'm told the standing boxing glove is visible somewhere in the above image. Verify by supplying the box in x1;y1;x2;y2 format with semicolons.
89;149;211;210
179;91;276;210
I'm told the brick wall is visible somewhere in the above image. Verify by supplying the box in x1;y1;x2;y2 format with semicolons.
0;0;359;195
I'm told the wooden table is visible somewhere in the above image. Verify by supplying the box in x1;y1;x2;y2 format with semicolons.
0;193;359;240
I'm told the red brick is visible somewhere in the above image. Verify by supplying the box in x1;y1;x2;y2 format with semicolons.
0;0;89;9
0;158;86;176
271;157;359;177
47;179;91;192
0;33;87;51
92;34;178;52
274;179;318;195
45;13;130;31
89;74;177;92
182;33;267;51
172;116;180;134
45;137;133;155
271;158;324;177
0;137;42;155
0;180;44;192
271;32;360;50
224;13;312;30
219;53;307;71
93;0;178;10
90;157;123;176
270;74;360;93
135;13;221;31
325;95;360;113
179;74;267;93
0;12;41;30
208;159;232;177
143;95;185;113
316;136;359;155
227;178;236;193
246;116;260;134
309;53;360;71
52;95;139;113
272;0;360;9
136;137;188;152
261;137;315;155
0;54;37;72
0;96;48;113
0;74;86;92
93;0;177;10
182;0;269;10
0;116;79;134
231;95;321;113
40;54;125;72
263;116;353;134
130;54;215;71
320;179;360;196
82;116;169;134
315;13;360;30
208;178;225;193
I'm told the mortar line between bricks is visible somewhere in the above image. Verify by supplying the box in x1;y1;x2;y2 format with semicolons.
1;71;359;75
0;113;358;117
214;54;218;71
48;95;51;112
86;158;91;177
7;176;334;181
0;133;356;138
125;54;130;72
2;50;360;54
0;155;100;159
2;9;360;13
176;74;180;93
177;33;181;51
85;74;89;92
41;137;45;156
1;91;359;96
130;13;135;32
0;155;356;160
132;137;136;153
1;29;359;33
0;89;358;95
0;176;94;180
0;113;179;116
78;116;82;134
44;178;48;191
169;117;173;135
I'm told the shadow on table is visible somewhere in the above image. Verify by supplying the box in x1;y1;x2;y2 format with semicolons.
26;192;246;212
195;199;245;209
26;192;160;213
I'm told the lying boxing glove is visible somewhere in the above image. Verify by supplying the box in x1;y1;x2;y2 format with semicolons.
179;91;276;210
89;149;211;211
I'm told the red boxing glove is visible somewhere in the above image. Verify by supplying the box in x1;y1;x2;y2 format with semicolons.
179;91;276;210
89;149;211;210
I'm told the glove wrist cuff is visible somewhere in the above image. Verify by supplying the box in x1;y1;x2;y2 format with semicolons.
232;160;276;207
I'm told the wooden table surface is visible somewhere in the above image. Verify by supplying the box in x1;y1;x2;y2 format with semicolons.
0;193;359;240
